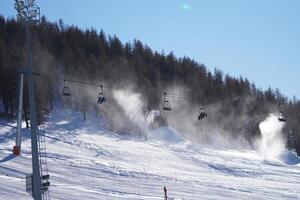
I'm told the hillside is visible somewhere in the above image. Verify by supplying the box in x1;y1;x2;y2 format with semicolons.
0;108;299;199
1;1;300;199
0;15;300;153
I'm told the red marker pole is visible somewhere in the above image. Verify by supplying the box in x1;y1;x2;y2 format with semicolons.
164;186;168;200
13;73;24;156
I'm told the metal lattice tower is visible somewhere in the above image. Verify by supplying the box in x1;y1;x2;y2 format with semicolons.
14;1;49;200
37;127;50;200
36;94;50;199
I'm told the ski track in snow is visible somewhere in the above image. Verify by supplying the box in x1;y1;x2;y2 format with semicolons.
0;109;299;199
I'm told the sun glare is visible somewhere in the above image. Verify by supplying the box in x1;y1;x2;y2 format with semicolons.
182;3;190;10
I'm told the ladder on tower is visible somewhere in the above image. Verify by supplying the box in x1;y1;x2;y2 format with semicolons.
35;92;51;200
37;127;50;200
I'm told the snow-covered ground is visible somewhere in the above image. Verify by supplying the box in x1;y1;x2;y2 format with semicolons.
0;108;299;199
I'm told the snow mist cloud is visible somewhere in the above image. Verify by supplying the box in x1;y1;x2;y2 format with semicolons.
257;113;286;159
112;89;160;135
113;89;148;131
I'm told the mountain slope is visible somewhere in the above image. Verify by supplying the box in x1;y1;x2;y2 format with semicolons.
0;108;299;199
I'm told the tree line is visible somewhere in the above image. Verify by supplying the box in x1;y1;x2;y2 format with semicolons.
0;16;299;155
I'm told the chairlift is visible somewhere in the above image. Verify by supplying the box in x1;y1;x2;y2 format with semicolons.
63;79;71;96
97;85;106;104
163;92;172;111
278;102;287;122
198;107;208;120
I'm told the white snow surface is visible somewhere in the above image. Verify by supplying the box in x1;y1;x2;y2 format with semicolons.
0;108;300;200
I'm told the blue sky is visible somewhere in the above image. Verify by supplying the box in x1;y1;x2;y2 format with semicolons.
1;0;299;99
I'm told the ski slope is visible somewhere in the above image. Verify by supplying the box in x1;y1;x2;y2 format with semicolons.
0;108;299;199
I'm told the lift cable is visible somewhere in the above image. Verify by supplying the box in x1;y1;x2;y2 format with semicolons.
63;78;104;87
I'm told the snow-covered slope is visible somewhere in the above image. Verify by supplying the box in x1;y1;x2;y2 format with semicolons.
0;108;299;199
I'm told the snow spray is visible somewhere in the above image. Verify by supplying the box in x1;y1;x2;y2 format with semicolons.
113;89;148;130
112;89;160;132
146;110;160;125
258;113;286;159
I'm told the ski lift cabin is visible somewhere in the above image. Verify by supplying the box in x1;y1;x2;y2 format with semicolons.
278;112;286;122
63;79;71;96
163;92;172;111
198;107;208;120
97;85;106;104
278;102;287;122
163;100;172;111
